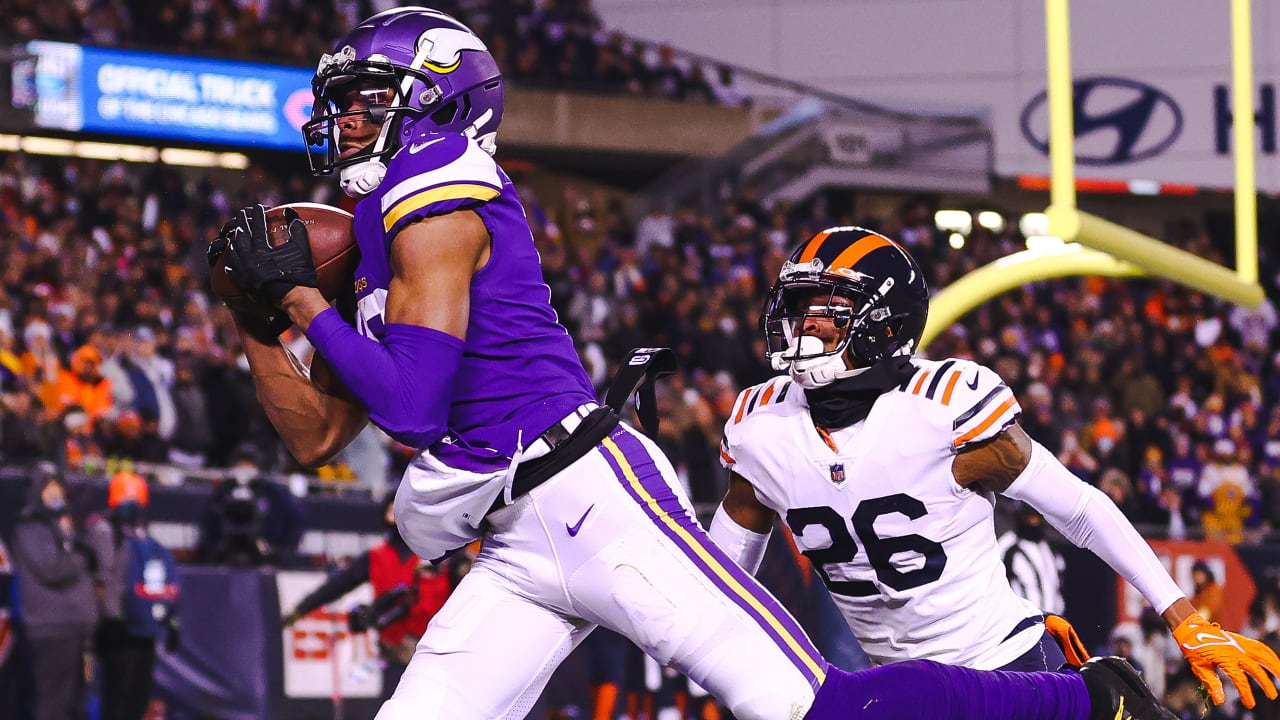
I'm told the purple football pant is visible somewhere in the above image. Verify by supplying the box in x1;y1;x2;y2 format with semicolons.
806;660;1090;720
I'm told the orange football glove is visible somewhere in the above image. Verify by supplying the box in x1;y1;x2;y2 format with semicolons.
1045;614;1091;668
1172;612;1280;708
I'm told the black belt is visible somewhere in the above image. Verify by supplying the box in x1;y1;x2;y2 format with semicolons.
487;347;678;515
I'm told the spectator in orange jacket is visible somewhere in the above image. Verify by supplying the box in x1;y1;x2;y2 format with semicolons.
52;346;112;422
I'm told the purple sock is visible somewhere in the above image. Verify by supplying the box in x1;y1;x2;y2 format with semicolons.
804;661;1090;720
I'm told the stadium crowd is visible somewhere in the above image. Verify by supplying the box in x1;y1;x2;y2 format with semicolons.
1;142;1280;714
2;147;1280;541
2;3;1280;717
5;0;746;106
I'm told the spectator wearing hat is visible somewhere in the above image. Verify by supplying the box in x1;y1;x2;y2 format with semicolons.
20;320;61;415
1199;438;1257;544
59;405;104;470
11;463;98;720
87;471;176;720
51;345;113;422
1107;622;1145;676
122;327;175;444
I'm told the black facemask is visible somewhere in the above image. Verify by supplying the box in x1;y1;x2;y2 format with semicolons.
804;356;917;430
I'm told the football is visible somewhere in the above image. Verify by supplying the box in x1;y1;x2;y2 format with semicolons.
209;202;359;318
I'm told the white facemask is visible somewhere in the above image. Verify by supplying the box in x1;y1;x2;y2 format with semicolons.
772;335;867;389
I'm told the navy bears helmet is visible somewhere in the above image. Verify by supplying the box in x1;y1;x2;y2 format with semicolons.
761;226;929;384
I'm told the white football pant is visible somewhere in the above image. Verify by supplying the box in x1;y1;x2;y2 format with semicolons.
376;424;824;720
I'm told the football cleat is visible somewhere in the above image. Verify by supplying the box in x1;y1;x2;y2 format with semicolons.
1077;657;1176;720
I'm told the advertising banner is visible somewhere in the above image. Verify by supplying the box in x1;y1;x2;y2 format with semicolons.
277;570;382;700
1115;539;1257;632
22;40;313;151
600;0;1280;192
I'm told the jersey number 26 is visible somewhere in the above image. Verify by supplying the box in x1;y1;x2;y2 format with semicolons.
785;493;947;597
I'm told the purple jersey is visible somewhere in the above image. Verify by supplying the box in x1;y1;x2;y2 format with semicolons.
351;131;595;459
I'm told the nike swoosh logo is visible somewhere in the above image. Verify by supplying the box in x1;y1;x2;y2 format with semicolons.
566;505;594;537
1181;630;1240;651
408;137;447;154
966;374;980;390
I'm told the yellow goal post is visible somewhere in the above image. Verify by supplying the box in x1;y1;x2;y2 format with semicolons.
921;0;1263;351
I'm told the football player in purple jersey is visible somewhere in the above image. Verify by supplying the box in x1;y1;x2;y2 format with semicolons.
208;7;1173;719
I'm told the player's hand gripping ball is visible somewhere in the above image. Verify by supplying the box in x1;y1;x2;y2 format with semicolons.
207;203;359;322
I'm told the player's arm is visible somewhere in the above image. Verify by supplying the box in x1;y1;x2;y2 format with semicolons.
213;207;368;467
708;472;776;574
280;210;489;450
283;551;372;626
234;315;369;467
955;423;1280;707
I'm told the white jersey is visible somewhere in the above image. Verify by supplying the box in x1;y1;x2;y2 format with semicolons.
720;358;1043;670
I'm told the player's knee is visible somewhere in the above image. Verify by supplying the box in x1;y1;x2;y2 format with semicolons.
692;643;817;720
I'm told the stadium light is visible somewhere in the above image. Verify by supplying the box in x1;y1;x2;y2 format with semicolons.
0;134;249;169
1126;179;1160;196
934;210;972;235
218;153;250;170
20;136;75;156
1025;235;1067;252
160;148;222;167
948;232;966;250
1019;212;1050;238
74;141;160;163
976;211;1005;232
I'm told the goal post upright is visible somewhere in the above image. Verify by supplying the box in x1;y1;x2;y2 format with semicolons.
921;0;1264;351
1231;0;1258;285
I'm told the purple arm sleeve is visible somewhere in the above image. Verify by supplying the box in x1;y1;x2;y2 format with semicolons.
305;307;463;449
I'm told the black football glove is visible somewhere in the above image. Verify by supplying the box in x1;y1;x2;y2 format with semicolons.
235;312;294;343
219;204;317;306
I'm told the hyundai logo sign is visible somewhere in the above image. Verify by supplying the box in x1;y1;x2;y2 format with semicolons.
1020;76;1183;165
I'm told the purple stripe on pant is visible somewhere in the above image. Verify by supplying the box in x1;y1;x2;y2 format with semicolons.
598;426;827;690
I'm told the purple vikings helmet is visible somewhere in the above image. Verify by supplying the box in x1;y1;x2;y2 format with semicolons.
303;7;504;197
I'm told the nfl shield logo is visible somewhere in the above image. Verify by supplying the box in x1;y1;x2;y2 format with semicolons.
829;463;846;485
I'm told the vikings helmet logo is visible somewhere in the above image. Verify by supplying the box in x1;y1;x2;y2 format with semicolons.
417;28;490;74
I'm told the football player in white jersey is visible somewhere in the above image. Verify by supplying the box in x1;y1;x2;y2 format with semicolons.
710;226;1280;709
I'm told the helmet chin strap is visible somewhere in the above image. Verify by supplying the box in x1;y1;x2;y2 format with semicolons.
339;160;387;198
774;335;868;389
